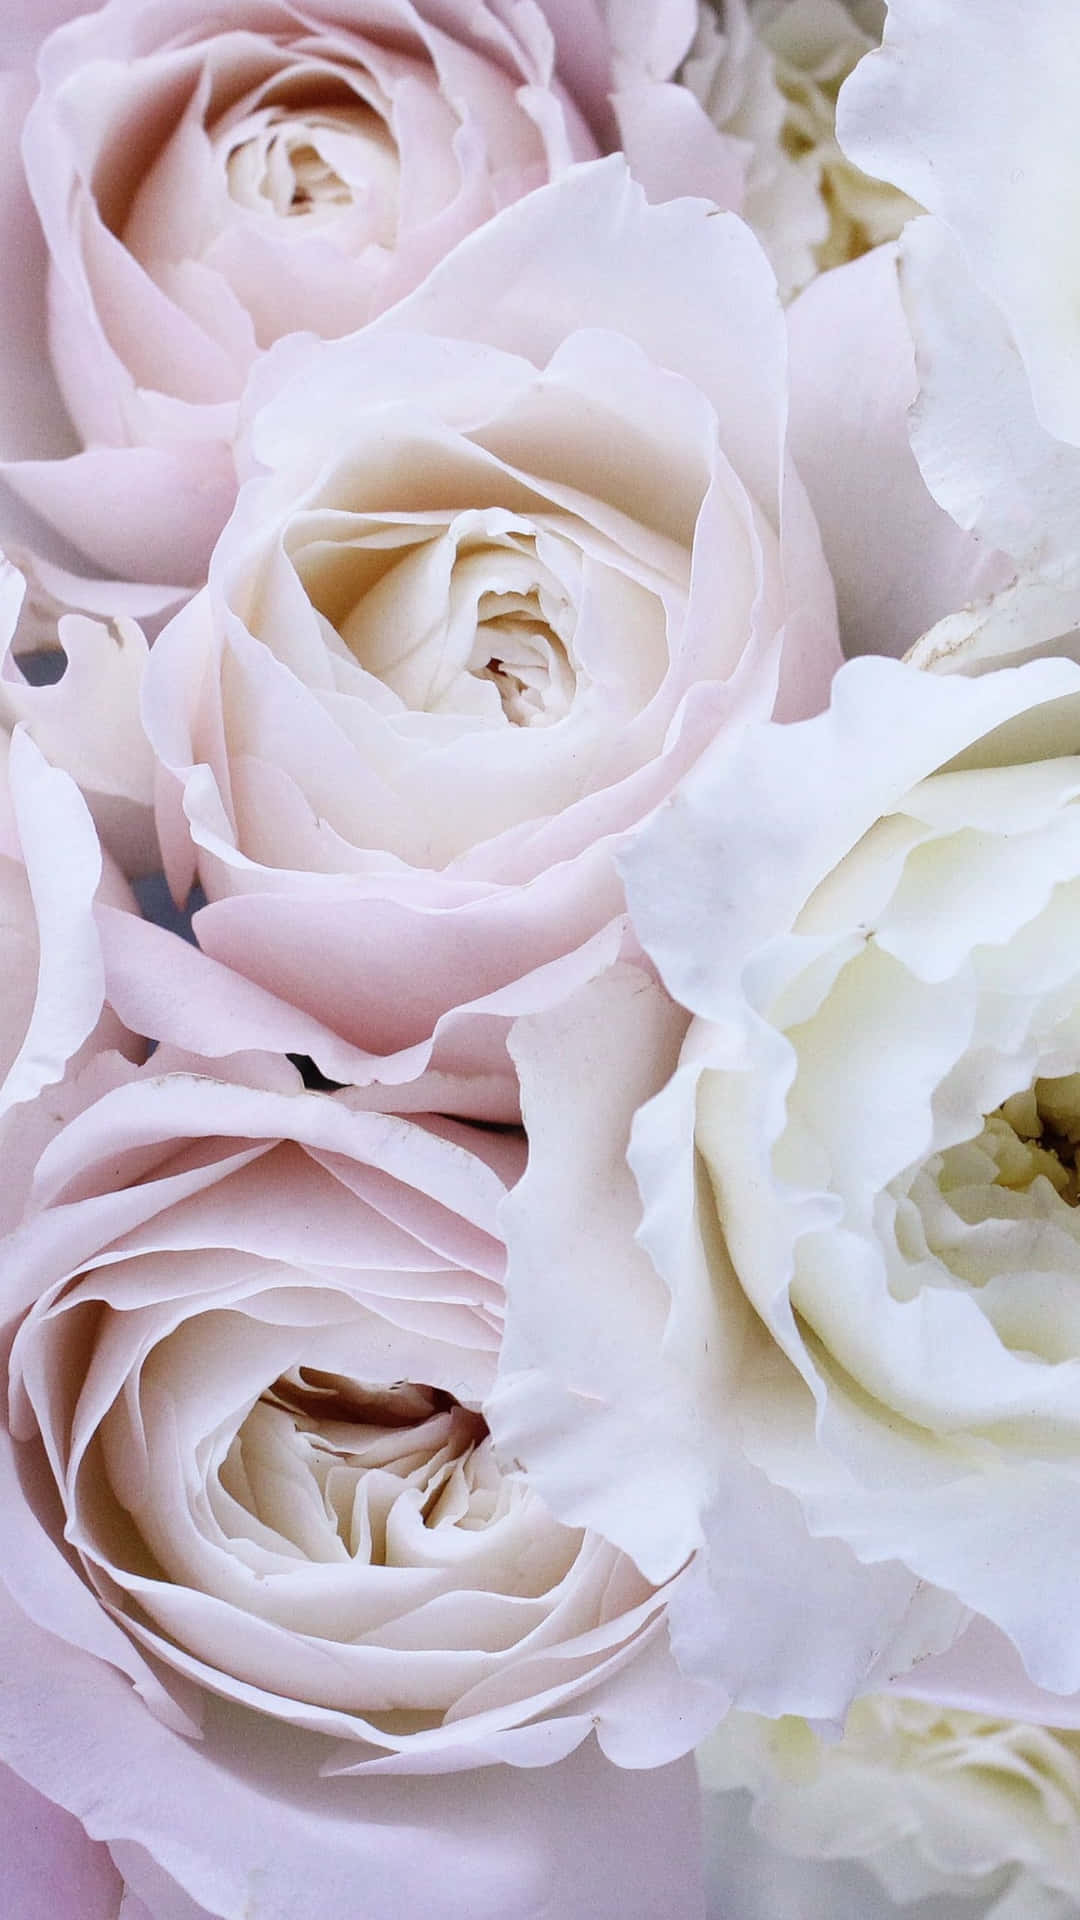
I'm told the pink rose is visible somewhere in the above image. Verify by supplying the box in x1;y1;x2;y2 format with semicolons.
0;0;618;585
143;160;840;1116
0;1055;716;1916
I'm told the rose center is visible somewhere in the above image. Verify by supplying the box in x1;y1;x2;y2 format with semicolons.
938;1076;1080;1211
222;102;400;233
892;1070;1080;1327
468;595;576;727
300;520;582;727
219;1369;493;1560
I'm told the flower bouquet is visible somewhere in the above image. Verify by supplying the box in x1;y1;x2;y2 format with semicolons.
0;1;1076;1915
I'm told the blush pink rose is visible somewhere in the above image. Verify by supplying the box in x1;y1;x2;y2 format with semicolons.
0;0;787;591
0;1055;717;1917
0;0;620;585
143;160;840;1116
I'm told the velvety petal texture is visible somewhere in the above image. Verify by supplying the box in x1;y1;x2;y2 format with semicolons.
143;158;840;1115
624;652;1080;1700
0;0;612;582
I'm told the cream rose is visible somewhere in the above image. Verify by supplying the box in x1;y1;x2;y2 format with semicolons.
681;0;918;301
623;651;1080;1701
0;1059;718;1916
701;1698;1080;1919
483;954;966;1724
142;159;839;1116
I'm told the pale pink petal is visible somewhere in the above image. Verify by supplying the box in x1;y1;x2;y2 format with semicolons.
603;0;699;85
3;443;236;586
613;81;748;209
0;1764;122;1920
622;654;1080;1018
111;1847;218;1920
0;75;76;466
786;243;1010;660
0;1579;706;1920
885;1613;1080;1731
898;217;1080;672
838;0;1080;446
0;601;155;873
1;728;107;1118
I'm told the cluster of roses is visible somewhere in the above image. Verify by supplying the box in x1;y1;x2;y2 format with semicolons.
3;2;1080;1917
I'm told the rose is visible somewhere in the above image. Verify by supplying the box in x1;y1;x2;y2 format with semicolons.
0;0;625;586
701;1697;1080;1920
680;0;918;301
837;0;1080;670
0;1053;719;1916
142;159;840;1117
621;650;1080;1703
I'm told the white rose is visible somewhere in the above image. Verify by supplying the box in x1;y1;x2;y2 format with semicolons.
682;0;917;300
623;651;1080;1700
701;1697;1080;1920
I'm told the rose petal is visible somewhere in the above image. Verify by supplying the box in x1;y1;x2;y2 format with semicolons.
786;243;1010;659
0;1764;122;1920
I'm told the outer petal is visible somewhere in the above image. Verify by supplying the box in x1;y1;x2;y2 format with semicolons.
899;218;1080;672
0;1764;122;1920
488;963;709;1583
603;0;698;86
786;243;1009;660
0;1583;706;1920
885;1613;1080;1733
1;727;108;1119
838;0;1080;447
622;653;1080;1021
3;443;237;589
0;74;75;468
0;557;157;872
613;81;747;211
